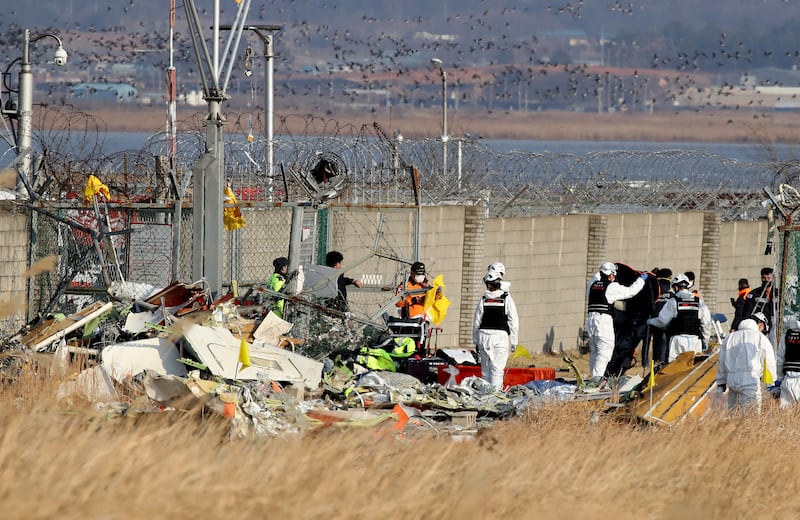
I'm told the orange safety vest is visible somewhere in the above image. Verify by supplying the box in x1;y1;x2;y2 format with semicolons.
396;279;429;318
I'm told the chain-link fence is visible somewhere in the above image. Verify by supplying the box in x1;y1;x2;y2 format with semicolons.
6;108;796;321
26;199;419;322
7;107;786;223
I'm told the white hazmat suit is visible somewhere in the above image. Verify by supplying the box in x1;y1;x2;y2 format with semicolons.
585;272;645;379
647;288;713;362
716;318;777;413
473;287;519;391
776;318;800;409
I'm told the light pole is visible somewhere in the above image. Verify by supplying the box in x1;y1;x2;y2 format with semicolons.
221;24;283;202
16;29;67;196
248;25;283;203
430;58;448;178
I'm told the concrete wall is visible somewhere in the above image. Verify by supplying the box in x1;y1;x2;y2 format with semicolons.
1;203;773;351
438;210;771;352
0;203;30;331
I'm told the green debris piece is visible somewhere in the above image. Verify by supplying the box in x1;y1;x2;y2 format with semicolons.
178;358;207;370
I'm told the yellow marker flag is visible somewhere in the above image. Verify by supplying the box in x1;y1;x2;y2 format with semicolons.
762;358;774;385
238;336;251;370
423;274;451;325
223;185;246;231
647;358;656;389
83;174;110;201
511;344;532;360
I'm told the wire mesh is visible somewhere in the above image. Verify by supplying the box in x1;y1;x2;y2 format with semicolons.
1;108;780;221
2;108;791;325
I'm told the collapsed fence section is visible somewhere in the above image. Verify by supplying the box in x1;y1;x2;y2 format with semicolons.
22;200;421;328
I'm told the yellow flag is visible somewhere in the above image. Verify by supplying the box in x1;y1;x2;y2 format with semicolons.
511;344;532;360
647;359;656;389
238;336;251;370
762;358;774;385
423;274;451;325
223;186;246;231
83;174;110;201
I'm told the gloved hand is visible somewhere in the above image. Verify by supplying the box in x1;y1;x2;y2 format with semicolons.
510;343;516;354
639;273;649;280
718;384;727;393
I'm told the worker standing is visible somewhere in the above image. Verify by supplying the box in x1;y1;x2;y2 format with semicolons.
776;317;800;409
647;273;712;363
650;267;674;364
716;312;776;413
395;261;433;320
473;262;519;392
325;251;362;312
729;278;752;332
268;257;289;318
585;262;647;382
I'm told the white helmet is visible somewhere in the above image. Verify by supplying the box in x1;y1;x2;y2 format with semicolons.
750;312;769;330
484;262;505;282
671;273;690;288
599;262;617;276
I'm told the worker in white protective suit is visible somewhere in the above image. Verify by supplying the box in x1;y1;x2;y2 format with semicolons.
585;262;647;381
715;313;777;414
776;316;800;409
473;262;519;392
647;273;713;363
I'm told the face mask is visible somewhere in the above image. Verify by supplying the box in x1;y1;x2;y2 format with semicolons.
414;275;425;283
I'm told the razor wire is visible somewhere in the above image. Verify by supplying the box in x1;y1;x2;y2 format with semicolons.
2;108;787;221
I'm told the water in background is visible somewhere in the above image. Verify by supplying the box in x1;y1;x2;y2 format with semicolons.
2;131;798;164
60;133;800;162
487;139;800;163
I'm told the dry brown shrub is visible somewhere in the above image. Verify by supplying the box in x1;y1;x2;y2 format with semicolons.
23;256;58;277
1;367;798;519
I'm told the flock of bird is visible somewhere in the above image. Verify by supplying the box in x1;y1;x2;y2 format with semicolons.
1;0;799;121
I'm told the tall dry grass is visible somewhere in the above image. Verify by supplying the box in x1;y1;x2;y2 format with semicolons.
1;363;799;519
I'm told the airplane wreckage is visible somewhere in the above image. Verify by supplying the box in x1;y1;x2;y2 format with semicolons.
6;176;798;436
0;252;734;437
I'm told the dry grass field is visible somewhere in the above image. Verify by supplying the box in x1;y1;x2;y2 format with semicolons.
85;105;800;144
13;105;800;518
2;360;799;519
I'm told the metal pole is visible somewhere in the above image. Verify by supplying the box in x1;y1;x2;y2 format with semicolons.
457;138;462;192
440;67;448;178
17;30;33;196
265;33;275;201
16;29;67;196
222;24;282;201
288;205;304;273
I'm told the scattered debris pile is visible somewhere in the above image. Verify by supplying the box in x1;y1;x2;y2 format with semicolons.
0;278;568;438
1;277;722;437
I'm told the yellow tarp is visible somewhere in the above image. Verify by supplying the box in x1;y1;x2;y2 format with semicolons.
223;186;246;231
83;175;110;201
423;274;450;325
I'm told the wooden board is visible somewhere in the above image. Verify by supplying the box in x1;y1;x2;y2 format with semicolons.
20;301;114;351
628;351;718;426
